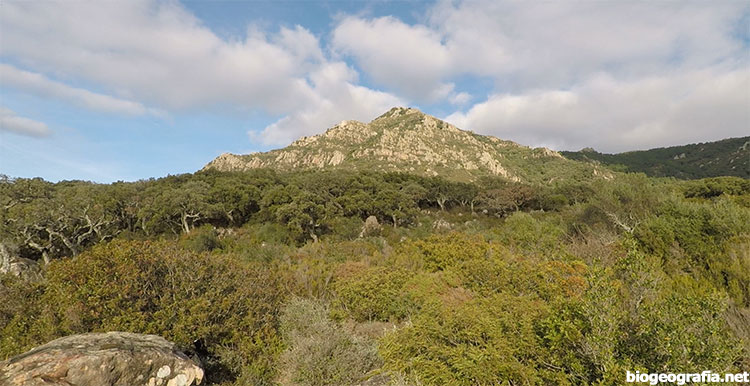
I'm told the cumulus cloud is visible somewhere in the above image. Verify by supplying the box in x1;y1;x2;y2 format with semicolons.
450;92;471;105
333;1;747;96
445;68;750;152
0;1;318;112
252;62;404;145
0;0;405;144
429;1;748;88
0;64;164;117
0;107;52;137
332;16;454;101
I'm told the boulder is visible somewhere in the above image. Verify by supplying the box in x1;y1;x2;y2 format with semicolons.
0;243;42;282
359;216;382;237
0;332;203;386
432;218;452;231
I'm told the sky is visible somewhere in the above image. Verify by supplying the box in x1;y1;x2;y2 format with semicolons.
1;0;748;183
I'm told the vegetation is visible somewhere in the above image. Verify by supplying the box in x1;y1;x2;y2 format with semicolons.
562;136;750;179
1;169;749;385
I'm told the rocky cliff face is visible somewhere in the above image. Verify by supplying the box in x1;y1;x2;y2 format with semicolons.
0;332;203;386
204;107;610;183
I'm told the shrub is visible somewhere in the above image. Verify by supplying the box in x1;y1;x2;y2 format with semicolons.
332;266;415;322
397;233;488;272
626;276;744;373
178;224;222;252
379;294;554;386
324;216;365;241
278;297;381;385
5;240;286;384
0;274;47;359
490;212;566;256
635;198;750;305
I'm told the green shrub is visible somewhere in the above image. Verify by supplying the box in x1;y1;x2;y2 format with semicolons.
379;294;555;386
0;274;47;359
683;177;750;199
490;212;566;256
332;266;415;322
324;216;365;241
626;276;744;373
635;197;750;305
178;224;222;252
397;233;488;272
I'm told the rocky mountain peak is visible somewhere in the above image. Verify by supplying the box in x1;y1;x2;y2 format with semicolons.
203;107;610;183
373;106;424;121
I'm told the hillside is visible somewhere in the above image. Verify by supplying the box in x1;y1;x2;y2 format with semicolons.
204;107;611;183
562;136;750;179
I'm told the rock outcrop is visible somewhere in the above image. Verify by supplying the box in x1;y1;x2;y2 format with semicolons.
359;216;382;237
432;218;453;231
0;243;42;282
0;332;203;386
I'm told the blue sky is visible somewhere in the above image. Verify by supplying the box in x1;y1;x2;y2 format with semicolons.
1;0;748;182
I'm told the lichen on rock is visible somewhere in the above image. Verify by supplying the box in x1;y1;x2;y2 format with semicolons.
0;332;203;386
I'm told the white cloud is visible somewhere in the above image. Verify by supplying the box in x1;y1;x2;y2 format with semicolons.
0;107;52;137
1;0;747;152
332;16;454;101
445;68;750;152
428;1;748;88
0;1;318;112
252;62;404;145
449;92;471;105
0;64;164;117
0;0;406;144
323;0;748;151
333;1;747;98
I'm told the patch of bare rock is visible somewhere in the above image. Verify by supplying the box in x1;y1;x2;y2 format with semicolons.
0;332;203;386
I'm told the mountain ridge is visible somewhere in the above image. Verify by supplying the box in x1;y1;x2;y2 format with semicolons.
204;107;610;183
562;136;750;179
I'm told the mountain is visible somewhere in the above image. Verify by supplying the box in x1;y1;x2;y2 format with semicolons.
562;136;750;179
204;107;611;183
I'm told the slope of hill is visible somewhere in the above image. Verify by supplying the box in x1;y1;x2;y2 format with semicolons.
204;107;611;183
562;137;750;179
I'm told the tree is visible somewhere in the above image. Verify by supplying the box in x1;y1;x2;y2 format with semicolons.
477;183;537;217
2;180;120;263
140;180;215;234
373;188;418;227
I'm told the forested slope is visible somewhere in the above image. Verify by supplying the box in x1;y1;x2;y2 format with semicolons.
562;136;750;179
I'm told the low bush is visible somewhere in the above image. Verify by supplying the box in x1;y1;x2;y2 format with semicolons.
0;240;286;385
278;297;381;385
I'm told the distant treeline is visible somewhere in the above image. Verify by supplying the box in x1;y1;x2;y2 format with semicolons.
0;169;619;262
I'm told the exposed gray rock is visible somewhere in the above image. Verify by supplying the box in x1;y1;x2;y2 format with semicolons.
359;216;382;238
432;219;452;231
0;332;203;386
0;243;42;282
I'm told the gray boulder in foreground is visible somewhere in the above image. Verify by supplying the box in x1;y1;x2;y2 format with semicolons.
0;332;203;386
